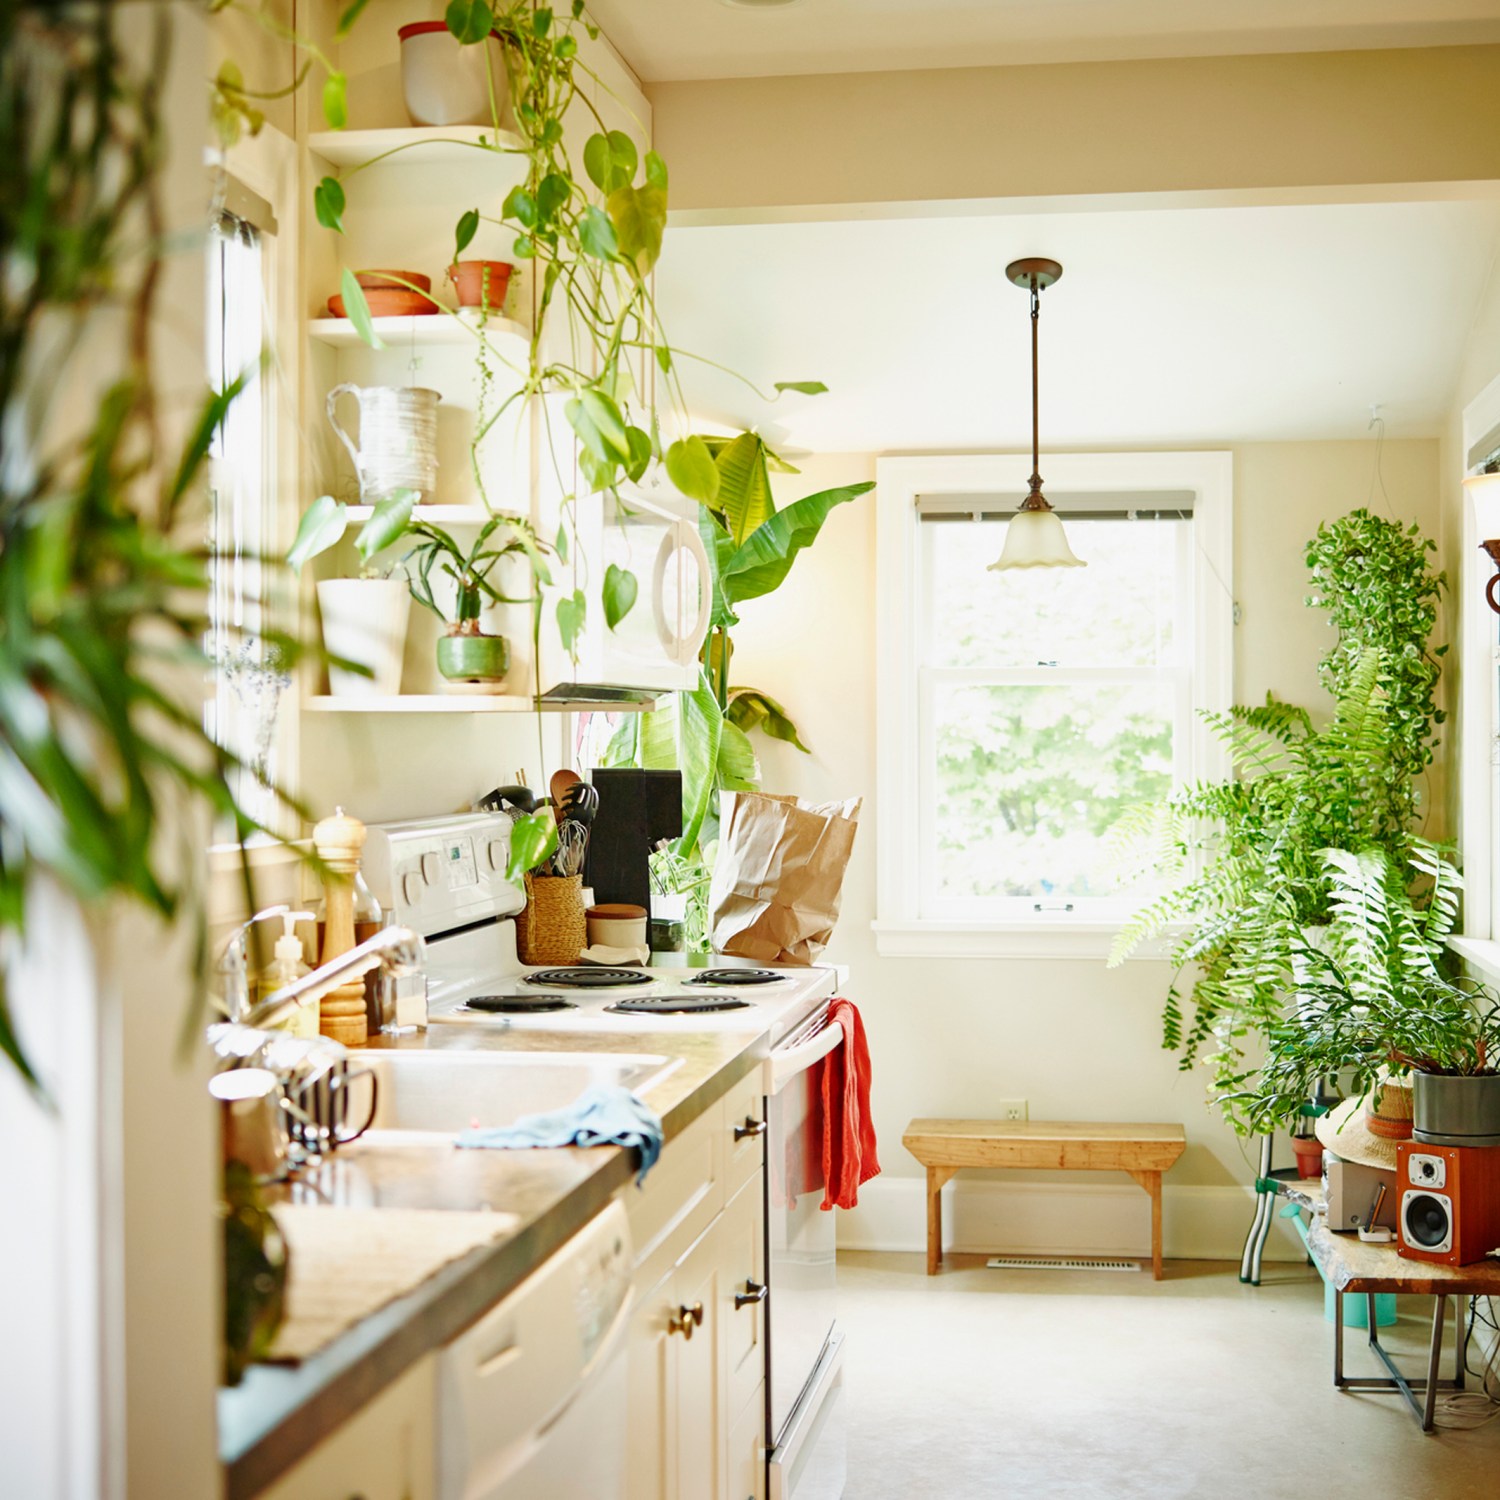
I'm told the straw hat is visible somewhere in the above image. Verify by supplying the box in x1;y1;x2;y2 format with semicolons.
1314;1080;1414;1172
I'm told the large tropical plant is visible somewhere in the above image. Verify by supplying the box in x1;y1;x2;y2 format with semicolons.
603;433;872;855
1109;509;1453;1129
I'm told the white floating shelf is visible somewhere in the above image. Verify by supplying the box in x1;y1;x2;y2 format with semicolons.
309;314;529;350
305;693;661;715
345;504;492;525
308;126;526;169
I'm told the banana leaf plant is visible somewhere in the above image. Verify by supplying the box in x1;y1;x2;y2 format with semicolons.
604;432;872;854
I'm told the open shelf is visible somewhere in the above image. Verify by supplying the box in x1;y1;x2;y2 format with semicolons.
305;691;662;714
308;126;526;169
344;504;492;525
308;314;529;350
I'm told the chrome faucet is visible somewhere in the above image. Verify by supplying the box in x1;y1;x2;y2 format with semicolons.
244;924;426;1033
216;905;292;1023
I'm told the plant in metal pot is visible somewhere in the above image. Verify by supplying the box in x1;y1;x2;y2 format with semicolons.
1109;509;1452;1130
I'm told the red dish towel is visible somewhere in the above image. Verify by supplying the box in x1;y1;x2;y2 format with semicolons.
821;998;879;1210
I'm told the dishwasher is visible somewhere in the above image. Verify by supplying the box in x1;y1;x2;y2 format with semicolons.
437;1201;633;1500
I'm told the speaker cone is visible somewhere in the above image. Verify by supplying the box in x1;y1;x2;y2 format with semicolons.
1405;1192;1451;1248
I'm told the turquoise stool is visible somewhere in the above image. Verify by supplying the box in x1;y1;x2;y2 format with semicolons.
1281;1203;1396;1328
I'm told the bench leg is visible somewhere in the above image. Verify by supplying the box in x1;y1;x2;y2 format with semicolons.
1127;1169;1165;1279
926;1166;957;1275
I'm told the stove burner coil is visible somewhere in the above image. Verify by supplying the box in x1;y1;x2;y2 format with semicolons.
465;993;578;1014
605;994;753;1015
682;968;785;987
521;967;654;988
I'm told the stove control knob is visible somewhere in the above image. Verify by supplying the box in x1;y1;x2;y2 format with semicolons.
421;851;441;885
402;870;422;907
486;839;506;873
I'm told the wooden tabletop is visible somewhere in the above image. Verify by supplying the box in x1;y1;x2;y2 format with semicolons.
904;1120;1185;1144
1307;1216;1500;1297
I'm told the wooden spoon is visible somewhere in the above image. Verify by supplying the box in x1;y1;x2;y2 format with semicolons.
549;768;581;824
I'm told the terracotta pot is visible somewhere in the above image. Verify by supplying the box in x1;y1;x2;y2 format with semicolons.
448;260;512;312
1291;1136;1325;1181
355;268;431;293
328;288;439;319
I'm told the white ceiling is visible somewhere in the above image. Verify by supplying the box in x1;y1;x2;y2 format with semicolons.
589;0;1500;83
653;199;1500;453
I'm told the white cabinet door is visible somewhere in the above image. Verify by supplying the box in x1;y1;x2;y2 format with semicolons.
672;1217;726;1500
721;1177;767;1425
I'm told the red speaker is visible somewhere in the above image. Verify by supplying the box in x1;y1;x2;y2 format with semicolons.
1396;1141;1500;1266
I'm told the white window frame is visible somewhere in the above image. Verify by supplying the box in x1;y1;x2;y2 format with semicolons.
1450;368;1500;985
873;451;1233;959
205;123;303;860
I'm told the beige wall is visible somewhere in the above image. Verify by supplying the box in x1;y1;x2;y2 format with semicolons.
731;439;1440;1259
651;46;1500;220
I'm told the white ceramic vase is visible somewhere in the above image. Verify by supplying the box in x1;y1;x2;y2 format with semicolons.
318;579;410;699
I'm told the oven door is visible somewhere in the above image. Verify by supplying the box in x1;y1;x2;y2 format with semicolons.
766;1012;847;1500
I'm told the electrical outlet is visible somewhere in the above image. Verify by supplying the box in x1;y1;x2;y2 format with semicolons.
998;1099;1028;1121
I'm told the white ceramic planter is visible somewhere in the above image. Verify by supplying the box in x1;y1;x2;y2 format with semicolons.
317;579;410;699
398;23;508;128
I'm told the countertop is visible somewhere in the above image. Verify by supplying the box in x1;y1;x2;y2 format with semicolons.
218;1017;771;1500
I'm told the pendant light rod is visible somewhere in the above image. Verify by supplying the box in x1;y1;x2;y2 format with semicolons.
1005;257;1062;512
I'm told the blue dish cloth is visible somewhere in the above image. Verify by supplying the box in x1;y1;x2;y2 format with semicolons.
455;1086;663;1185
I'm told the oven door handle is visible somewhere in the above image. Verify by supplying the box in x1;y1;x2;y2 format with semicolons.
766;1018;844;1096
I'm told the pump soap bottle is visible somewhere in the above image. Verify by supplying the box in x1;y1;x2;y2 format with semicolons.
259;911;316;1038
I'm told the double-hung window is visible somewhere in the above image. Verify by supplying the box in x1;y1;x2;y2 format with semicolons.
874;452;1233;957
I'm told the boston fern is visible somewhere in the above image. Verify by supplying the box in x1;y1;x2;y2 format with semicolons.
1110;510;1453;1131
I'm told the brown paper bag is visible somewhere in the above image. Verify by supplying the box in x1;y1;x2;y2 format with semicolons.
708;791;861;965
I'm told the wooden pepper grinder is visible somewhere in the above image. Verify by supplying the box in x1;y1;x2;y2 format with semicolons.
314;806;369;1047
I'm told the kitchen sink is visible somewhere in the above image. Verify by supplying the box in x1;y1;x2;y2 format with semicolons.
358;1049;682;1135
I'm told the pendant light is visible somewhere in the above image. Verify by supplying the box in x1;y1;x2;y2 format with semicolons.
988;257;1085;570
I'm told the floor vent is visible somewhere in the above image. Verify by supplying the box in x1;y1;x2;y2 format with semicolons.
985;1256;1141;1273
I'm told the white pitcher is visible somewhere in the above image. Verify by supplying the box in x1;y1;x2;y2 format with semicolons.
327;383;440;502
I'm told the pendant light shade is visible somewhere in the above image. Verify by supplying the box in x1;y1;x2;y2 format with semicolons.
989;256;1085;572
1463;460;1500;497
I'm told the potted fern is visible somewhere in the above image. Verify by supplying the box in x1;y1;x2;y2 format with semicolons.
1111;510;1452;1132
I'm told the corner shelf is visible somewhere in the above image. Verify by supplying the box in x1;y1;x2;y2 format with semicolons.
308;126;526;169
309;314;529;350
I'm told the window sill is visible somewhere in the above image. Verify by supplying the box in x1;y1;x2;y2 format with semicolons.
1447;935;1500;987
207;836;308;874
871;919;1177;961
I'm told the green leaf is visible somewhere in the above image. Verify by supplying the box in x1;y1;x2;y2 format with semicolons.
536;172;570;221
721;482;872;603
446;0;495;45
505;809;559;884
666;436;720;505
696;507;737;630
287;495;348;572
532;6;553;36
716;716;759;790
577;445;617;494
644;150;668;191
655;344;673;375
314;176;345;233
503;185;537;229
578;204;618;261
677;669;725;852
322;72;348;130
354;490;417;560
454;207;480;259
339;268;386;348
336;0;373;39
624;425;652;483
712;432;775;547
603;564;638;631
583;130;638;194
554;34;578;59
581;389;629;461
606;183;666;274
727;688;810;753
773;380;829;397
513;234;536;259
554;521;569;563
557;588;587;658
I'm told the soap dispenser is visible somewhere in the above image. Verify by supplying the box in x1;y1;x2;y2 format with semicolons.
260;911;317;1038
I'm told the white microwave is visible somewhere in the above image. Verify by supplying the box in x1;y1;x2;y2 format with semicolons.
537;474;712;704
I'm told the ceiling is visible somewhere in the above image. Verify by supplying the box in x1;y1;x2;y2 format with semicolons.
588;0;1500;83
653;198;1500;453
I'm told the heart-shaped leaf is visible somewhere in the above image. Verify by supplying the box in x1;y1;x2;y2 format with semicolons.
322;71;348;129
644;150;668;191
446;0;494;45
454;207;480;259
606;183;666;274
503;185;537;229
556;588;587;658
314;176;345;233
603;564;639;631
287;495;348;573
554;521;570;563
580;389;629;461
624;425;652;483
583;130;638;194
665;436;720;505
336;0;373;39
773;380;829;397
654;344;673;375
505;809;559;884
339;268;385;348
536;172;570;222
578;204;618;261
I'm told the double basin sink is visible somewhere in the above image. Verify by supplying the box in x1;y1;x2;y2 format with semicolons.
352;1048;682;1137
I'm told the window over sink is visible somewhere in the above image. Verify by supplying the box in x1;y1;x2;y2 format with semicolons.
873;452;1233;958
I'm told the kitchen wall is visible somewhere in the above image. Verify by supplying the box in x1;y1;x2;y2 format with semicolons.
729;438;1442;1261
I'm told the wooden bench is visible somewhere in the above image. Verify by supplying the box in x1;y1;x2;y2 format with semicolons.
902;1119;1187;1280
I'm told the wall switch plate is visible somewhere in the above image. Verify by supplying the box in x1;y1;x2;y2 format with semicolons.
998;1100;1028;1121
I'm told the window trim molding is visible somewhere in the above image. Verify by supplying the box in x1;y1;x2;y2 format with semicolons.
873;450;1234;956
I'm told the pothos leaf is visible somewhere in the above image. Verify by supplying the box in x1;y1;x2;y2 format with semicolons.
339;268;386;348
606;183;666;274
578;205;618;261
454;207;480;259
603;564;638;631
446;0;495;45
773;380;829;397
665;436;719;505
554;521;569;563
505;809;559;884
322;72;348;130
314;176;345;233
336;0;373;39
583;130;638;194
557;588;587;658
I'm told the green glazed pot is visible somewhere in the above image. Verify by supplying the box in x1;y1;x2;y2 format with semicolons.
436;631;509;682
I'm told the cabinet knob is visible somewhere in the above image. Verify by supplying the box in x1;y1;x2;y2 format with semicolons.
733;1116;767;1141
734;1279;768;1311
668;1302;705;1339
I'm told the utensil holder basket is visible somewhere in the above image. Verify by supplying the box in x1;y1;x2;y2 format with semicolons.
516;874;585;965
